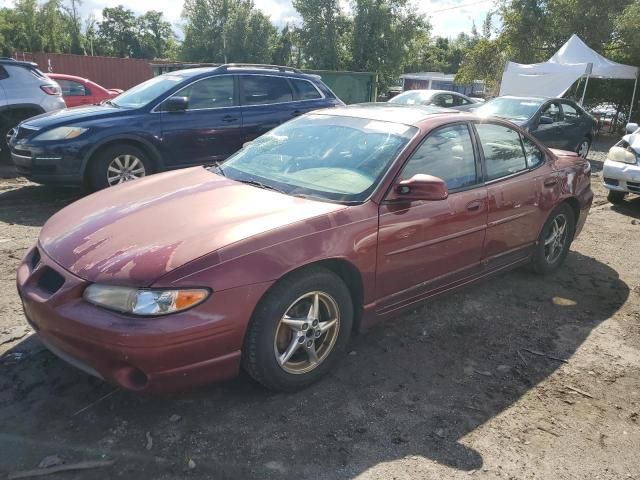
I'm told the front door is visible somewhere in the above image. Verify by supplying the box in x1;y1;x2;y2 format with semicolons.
376;123;488;314
474;122;549;269
160;74;244;167
530;100;564;149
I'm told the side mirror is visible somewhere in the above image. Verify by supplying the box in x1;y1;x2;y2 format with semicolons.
539;115;554;125
164;96;188;113
626;122;639;134
388;174;449;202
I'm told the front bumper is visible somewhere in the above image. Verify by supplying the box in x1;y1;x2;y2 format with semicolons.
602;159;640;195
16;245;271;392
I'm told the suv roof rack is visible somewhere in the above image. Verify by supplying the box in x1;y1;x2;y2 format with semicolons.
217;63;302;74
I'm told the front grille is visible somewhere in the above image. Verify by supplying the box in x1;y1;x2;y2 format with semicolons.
15;125;39;141
30;248;41;270
37;267;65;295
603;177;619;186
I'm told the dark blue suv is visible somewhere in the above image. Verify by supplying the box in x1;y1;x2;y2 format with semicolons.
7;64;343;190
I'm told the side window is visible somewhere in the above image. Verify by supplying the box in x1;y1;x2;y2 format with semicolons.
541;102;561;122
241;75;293;105
401;124;478;191
181;76;234;109
434;94;454;107
521;135;544;168
562;102;579;120
476;123;527;180
291;79;322;100
456;95;471;106
58;79;87;96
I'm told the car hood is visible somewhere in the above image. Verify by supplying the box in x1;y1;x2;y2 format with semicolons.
22;104;127;129
39;167;345;286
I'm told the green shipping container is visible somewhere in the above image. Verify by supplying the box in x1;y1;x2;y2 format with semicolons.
304;69;378;104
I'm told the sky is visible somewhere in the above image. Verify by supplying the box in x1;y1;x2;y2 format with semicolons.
1;0;495;39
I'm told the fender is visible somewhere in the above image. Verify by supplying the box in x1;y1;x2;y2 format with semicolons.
80;134;166;174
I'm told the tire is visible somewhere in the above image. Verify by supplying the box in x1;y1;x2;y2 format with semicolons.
607;190;626;205
242;266;354;392
89;144;153;191
576;137;591;159
531;203;575;275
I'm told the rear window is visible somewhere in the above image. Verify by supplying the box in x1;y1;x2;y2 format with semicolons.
29;67;48;79
291;79;322;100
241;75;293;105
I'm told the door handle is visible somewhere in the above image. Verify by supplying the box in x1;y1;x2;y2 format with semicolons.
222;115;239;123
466;200;483;212
544;178;558;187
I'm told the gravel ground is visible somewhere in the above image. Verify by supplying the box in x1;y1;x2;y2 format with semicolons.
0;136;639;479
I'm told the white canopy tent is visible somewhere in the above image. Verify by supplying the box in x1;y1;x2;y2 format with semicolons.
500;34;639;118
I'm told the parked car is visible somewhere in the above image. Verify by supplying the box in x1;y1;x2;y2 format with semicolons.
389;89;480;111
475;96;595;158
16;104;593;393
48;73;122;108
602;122;640;204
0;58;65;160
7;64;342;190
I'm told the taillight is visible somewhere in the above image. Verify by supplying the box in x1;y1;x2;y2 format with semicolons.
40;85;61;96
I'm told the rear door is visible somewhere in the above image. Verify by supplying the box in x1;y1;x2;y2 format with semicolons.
159;74;244;167
239;74;299;143
474;122;549;269
288;77;332;116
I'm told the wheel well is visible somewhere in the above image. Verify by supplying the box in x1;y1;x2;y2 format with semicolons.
282;259;365;332
1;107;41;125
83;139;159;188
563;197;580;237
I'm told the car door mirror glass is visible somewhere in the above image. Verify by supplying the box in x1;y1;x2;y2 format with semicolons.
165;96;188;112
539;115;554;125
388;174;449;202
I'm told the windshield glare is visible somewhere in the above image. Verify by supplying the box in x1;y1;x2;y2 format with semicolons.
112;75;184;108
475;98;543;122
219;114;417;203
389;91;433;105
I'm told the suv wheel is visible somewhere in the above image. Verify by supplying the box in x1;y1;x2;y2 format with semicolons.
89;144;153;191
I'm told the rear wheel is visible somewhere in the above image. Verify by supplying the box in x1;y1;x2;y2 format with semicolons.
531;204;575;274
89;144;153;191
242;267;353;391
576;137;591;159
607;190;626;204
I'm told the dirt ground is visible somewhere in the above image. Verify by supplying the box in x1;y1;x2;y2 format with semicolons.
0;136;639;480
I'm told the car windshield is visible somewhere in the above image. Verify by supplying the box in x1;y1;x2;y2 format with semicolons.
111;75;184;108
475;97;544;122
217;114;417;204
389;91;433;105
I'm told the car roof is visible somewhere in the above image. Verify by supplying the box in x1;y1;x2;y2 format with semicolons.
162;66;320;81
397;89;468;97
312;103;458;126
0;58;39;69
48;73;88;82
497;95;551;102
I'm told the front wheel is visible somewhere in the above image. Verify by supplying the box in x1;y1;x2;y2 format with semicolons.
531;204;575;274
607;190;626;204
576;137;591;159
242;267;353;391
89;144;153;191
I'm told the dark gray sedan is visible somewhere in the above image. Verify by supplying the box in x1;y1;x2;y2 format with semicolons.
475;96;595;158
389;89;480;112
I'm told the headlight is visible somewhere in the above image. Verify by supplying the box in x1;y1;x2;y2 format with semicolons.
607;145;638;165
33;126;88;141
83;284;210;316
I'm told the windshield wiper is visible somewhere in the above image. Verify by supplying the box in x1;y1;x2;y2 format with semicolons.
237;179;286;194
104;99;120;108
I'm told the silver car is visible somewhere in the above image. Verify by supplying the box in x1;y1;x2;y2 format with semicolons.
603;122;640;204
0;59;65;160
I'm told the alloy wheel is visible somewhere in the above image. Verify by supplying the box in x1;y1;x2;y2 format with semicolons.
577;140;590;159
544;213;568;264
274;291;340;375
107;154;146;186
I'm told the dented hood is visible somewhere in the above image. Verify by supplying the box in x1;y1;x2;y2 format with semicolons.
39;167;344;286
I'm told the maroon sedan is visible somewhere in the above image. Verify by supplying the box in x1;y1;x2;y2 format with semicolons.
16;104;593;392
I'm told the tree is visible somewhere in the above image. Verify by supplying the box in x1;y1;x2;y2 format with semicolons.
272;25;293;66
456;37;507;94
97;6;140;57
138;11;175;59
63;0;83;54
351;0;430;91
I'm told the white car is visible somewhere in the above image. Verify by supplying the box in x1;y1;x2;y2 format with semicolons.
603;122;640;204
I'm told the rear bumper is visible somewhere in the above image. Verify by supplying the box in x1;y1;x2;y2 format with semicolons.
16;245;270;392
603;159;640;195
